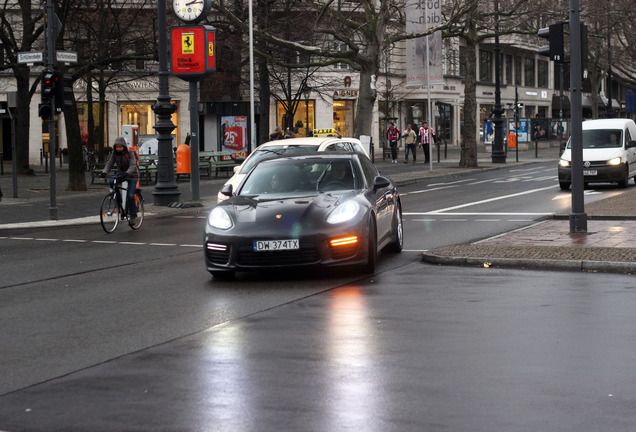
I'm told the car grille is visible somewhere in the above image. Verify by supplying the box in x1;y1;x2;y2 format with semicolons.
236;244;320;267
327;241;359;260
584;160;613;168
206;243;231;265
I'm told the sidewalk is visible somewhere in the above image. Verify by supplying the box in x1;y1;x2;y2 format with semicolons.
2;142;635;273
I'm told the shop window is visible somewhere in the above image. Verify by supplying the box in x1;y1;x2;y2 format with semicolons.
120;102;180;144
276;100;314;136
333;100;355;137
505;54;512;85
77;102;108;149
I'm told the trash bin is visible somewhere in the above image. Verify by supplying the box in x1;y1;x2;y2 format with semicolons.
176;143;191;174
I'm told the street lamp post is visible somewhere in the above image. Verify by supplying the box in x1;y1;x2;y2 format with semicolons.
491;0;506;163
152;0;180;206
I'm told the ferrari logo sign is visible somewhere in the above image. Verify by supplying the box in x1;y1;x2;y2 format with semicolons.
171;25;216;80
182;33;194;54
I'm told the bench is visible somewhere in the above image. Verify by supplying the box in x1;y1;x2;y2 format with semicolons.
138;154;158;184
199;151;242;178
90;164;107;184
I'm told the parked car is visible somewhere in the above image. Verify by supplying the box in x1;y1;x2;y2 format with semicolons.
205;153;402;279
558;118;636;190
216;132;369;202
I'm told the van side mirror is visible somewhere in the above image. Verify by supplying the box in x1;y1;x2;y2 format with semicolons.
626;140;636;149
221;184;233;197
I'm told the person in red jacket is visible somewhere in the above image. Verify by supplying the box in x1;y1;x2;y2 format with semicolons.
386;122;401;164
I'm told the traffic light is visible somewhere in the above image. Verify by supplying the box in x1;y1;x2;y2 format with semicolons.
38;103;52;120
41;71;58;103
55;73;73;112
537;22;564;63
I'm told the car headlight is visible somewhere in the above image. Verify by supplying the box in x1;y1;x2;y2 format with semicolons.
327;201;360;224
208;207;233;230
559;159;570;168
608;157;622;166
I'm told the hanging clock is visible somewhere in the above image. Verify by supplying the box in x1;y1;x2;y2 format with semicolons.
172;0;211;23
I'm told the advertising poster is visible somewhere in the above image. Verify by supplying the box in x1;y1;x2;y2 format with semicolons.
221;116;248;159
405;0;443;87
508;118;530;142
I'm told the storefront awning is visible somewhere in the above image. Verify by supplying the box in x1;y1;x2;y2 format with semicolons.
552;94;570;109
600;96;621;109
582;95;593;108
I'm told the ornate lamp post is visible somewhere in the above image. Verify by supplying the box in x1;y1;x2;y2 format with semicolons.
152;0;181;206
491;0;506;163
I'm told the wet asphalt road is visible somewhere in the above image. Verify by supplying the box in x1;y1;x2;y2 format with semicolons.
1;263;635;432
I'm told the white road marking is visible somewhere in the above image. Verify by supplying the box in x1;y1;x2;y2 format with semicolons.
63;239;88;243
405;212;552;216
34;238;59;242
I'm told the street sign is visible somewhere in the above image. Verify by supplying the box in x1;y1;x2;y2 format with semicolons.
56;51;78;63
18;52;44;64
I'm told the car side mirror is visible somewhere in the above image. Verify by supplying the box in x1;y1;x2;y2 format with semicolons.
626;140;636;149
233;165;241;174
373;176;391;191
221;184;233;197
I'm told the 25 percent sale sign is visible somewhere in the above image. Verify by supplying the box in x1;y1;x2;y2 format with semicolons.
171;25;216;81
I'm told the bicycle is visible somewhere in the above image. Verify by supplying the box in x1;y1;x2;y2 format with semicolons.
100;174;144;233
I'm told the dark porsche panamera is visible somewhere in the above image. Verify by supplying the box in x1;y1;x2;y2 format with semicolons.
204;153;403;279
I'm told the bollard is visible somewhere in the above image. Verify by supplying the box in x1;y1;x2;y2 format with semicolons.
535;139;538;158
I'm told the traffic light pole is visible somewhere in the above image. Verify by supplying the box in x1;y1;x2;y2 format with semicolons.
569;0;587;233
45;0;58;220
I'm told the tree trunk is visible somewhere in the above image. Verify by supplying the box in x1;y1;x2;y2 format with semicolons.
64;92;87;191
460;30;478;168
354;61;378;138
14;66;34;175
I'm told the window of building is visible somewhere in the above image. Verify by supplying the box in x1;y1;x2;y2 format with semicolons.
334;42;349;70
479;50;492;82
77;102;109;149
514;56;522;86
459;46;466;78
505;54;512;85
524;58;535;87
537;60;548;88
119;102;180;144
276;100;315;136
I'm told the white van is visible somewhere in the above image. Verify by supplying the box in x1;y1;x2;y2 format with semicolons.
558;118;636;190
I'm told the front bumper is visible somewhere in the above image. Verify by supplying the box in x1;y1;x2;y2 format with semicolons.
204;229;369;272
558;163;626;184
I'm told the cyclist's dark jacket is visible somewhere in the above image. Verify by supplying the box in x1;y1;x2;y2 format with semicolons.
103;145;139;181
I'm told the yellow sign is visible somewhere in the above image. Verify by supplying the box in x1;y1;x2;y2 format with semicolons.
313;128;341;137
182;33;195;54
208;42;214;56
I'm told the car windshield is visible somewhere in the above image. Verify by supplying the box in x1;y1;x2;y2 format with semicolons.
239;159;358;196
567;129;623;149
240;145;320;174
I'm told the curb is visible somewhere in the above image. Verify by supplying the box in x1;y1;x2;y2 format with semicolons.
421;252;636;274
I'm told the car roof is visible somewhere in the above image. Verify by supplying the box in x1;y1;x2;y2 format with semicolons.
582;119;636;130
257;136;363;149
256;152;359;164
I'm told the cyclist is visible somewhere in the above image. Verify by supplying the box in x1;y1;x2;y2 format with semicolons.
101;137;140;226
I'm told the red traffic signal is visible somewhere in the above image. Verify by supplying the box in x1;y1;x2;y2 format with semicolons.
41;71;60;102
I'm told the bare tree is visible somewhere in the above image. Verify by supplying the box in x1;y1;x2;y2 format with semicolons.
0;0;44;175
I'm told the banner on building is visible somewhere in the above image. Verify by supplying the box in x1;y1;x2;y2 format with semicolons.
222;116;248;159
406;0;444;87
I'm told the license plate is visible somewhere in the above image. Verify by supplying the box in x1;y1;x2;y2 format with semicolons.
583;170;597;176
253;239;300;251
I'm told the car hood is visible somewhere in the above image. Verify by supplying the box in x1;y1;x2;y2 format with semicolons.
220;191;357;225
561;147;625;162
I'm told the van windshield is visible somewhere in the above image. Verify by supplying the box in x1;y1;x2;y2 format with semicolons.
567;129;623;149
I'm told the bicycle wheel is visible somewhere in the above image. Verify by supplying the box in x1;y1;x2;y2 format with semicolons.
129;192;144;230
100;194;120;233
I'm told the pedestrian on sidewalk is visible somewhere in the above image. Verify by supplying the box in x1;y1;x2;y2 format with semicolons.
386;122;401;164
418;121;436;164
402;124;417;163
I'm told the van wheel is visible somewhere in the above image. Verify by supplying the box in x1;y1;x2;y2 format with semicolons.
559;181;570;191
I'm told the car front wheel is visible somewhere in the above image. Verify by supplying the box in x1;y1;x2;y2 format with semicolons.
363;219;377;274
386;203;403;253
